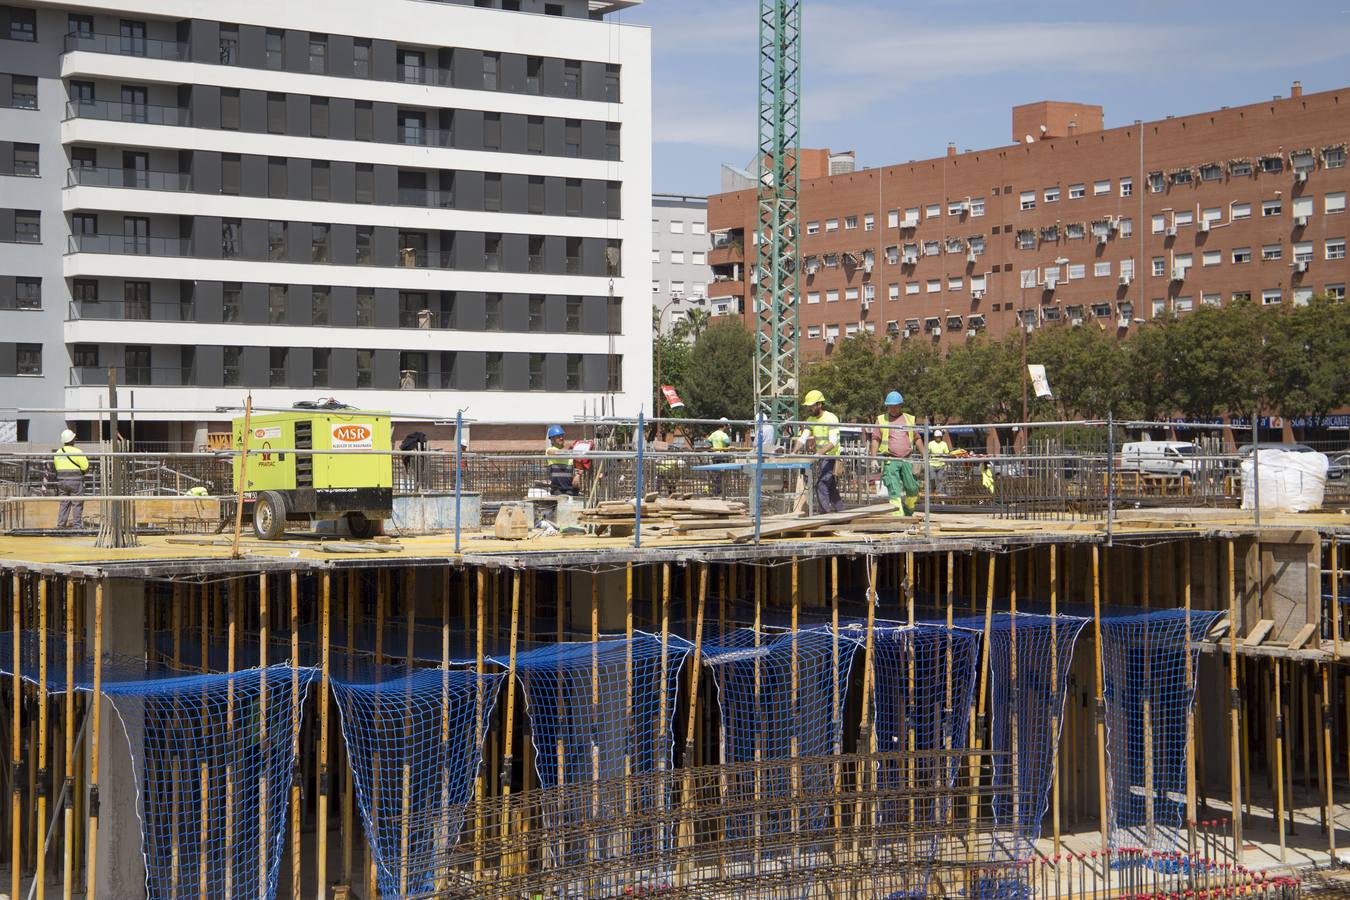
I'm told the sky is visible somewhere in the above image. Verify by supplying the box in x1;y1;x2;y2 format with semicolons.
613;0;1350;197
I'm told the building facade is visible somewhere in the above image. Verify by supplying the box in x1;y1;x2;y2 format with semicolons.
650;193;713;331
708;86;1348;356
0;0;650;444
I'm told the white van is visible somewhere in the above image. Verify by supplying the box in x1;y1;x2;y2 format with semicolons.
1120;441;1198;478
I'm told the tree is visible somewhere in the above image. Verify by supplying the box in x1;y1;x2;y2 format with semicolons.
672;307;712;343
1027;324;1133;419
1264;295;1350;430
1120;320;1180;422
652;308;694;417
681;319;756;423
1167;300;1270;420
801;333;888;422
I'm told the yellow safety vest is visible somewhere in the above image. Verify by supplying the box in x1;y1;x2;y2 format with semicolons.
53;445;89;473
708;429;731;451
927;439;950;468
982;467;994;493
545;445;572;468
875;413;916;454
803;411;841;456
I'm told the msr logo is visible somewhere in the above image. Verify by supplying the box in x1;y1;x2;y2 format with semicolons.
333;424;371;443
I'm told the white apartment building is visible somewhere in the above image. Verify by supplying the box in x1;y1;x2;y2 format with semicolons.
650;193;716;333
0;0;650;444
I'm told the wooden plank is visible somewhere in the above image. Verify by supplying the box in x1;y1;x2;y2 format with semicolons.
728;504;898;543
1286;622;1317;650
1243;618;1276;647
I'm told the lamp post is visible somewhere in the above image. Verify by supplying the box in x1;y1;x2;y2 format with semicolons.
654;295;683;422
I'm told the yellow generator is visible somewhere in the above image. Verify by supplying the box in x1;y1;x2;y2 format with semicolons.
232;409;392;539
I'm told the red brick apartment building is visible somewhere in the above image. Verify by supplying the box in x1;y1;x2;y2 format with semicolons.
707;83;1349;353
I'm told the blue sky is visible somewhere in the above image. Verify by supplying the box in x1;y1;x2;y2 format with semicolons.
614;0;1350;196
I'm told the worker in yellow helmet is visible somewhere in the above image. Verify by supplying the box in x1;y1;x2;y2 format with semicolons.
52;429;89;528
869;391;920;515
797;390;845;513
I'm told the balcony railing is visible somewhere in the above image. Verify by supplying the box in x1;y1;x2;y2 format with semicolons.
68;234;192;256
65;99;190;126
396;187;455;209
68;300;194;322
67;166;190;191
397;127;454;148
69;365;193;387
64;31;187;60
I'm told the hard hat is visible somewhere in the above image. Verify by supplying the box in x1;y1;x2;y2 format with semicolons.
884;391;904;406
802;389;825;406
719;417;729;424
934;429;944;437
60;429;76;444
547;425;565;439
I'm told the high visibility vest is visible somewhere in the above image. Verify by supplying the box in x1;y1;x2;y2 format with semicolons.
803;411;841;456
707;429;731;451
875;413;916;455
982;467;995;493
53;445;89;473
927;439;950;467
545;444;573;469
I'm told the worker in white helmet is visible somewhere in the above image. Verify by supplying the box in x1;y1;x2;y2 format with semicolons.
926;427;951;494
52;429;89;528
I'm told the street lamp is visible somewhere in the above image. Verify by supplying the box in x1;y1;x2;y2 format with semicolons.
655;295;684;417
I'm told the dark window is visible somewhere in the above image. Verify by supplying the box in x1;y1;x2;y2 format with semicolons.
528;236;544;272
12;76;37;110
73;344;98;368
15;210;40;243
398;49;425;83
565;178;581;216
528;295;545;331
219;25;238;65
565;237;581;274
527;353;544;390
605;123;620;161
223;346;241;385
14;278;40;309
565;296;582;332
121;151;147;188
525;57;543;95
220;89;240;130
485;352;502;389
484;233;501;271
354;101;373;141
564;119;580;158
310;97;328;138
222;283;240;321
527;116;544;154
12;143;38;177
268;221;286;260
313;348;329;386
221;154;240;195
398;110;425;145
308;34;327;74
124;345;150;384
119;19;146;56
483;112;501;151
398;292;425;327
527;176;544;214
124;280;150;319
264;29;283;69
353;39;371;78
355;289;374;325
268;284;286;323
607;355;621;392
484;293;501;329
483;53;499;91
311;287;330;325
311;161;330;201
311;224;329;263
565;353;582;390
266;93;285;134
268;157;286;198
355;350;373;388
119;85;147;122
484;173;501;211
221;220;241;258
607;296;621;334
73;279;98;302
9;8;35;41
15;344;41;376
355;164;374;203
355;226;373;264
604;64;620;102
545;4;564;15
269;347;287;386
399;352;426;387
605;239;620;276
563;60;580;98
605;181;621;218
72;213;98;236
122;216;148;254
68;15;94;38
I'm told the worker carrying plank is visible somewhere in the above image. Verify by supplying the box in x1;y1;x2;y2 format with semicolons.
545;425;581;496
797;390;845;513
869;391;920;515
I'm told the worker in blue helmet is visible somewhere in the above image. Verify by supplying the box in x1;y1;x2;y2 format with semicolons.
545;425;580;495
868;390;920;515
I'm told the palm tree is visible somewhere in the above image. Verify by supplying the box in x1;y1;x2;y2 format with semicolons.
674;307;712;343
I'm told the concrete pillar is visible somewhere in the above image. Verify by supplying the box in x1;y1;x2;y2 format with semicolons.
85;577;146;899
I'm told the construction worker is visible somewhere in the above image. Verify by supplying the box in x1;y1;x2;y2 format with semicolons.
52;429;89;528
927;428;951;494
869;391;920;515
707;417;732;496
798;390;845;513
545;425;580;496
981;461;995;495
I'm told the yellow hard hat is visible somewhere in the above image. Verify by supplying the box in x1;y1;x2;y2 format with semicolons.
802;389;825;406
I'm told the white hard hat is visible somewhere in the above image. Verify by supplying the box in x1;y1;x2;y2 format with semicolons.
60;429;76;444
719;417;729;424
934;429;943;437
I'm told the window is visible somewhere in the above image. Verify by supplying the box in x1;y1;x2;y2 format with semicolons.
1262;199;1281;217
1327;238;1347;260
1231;202;1251;220
264;284;286;324
1327;283;1346;300
11;75;37;109
1067;264;1086;280
691;221;706;236
352;165;373;205
1262;289;1282;305
1202;250;1221;267
485;173;503;212
844;215;858;230
72;344;98;370
10;143;38;177
845;286;859;301
13;278;39;310
14;210;39;243
71;213;97;237
564;237;581;274
482;52;500;91
825;289;839;303
823;253;838;268
1201;207;1222;227
863;213;875;231
562;59;580;97
1044;186;1060;203
1171;169;1193;185
1151;257;1166;277
806;325;821;340
1065;223;1085;241
924;204;940;220
15;344;40;376
1068;183;1085;200
1262;243;1282;261
353;288;374;326
1151;214;1166;234
1173;210;1194;227
1327;192;1347;215
352;39;371;78
311;224;329;263
970;198;985;217
118;19;145;55
217;24;239;64
825;219;839;232
1120;178;1133;197
1019;191;1035;210
886;210;899;228
905;282;919;295
309;97;329;138
1093;179;1111;196
887;283;899;300
691;251;706;265
805;221;819;235
1199;163;1223;182
1232;247;1251;264
215;88;241;131
922;241;939;257
806;292;820;305
1094;261;1111;278
947;200;964;216
266;221;286;261
1260;156;1283;174
1148;172;1165;193
1120;259;1135;279
926;279;940;294
352;350;374;388
9;7;35;40
397;49;424;83
947;277;963;291
604;63;620;102
1016;230;1035;250
307;34;327;74
605;123;620;161
669;250;684;266
72;280;97;303
1173;297;1194;313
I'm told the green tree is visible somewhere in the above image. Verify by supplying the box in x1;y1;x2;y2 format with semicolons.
1264;295;1350;430
653;308;694;417
1027;323;1134;419
1120;320;1180;422
681;318;756;422
1167;300;1270;420
800;333;888;422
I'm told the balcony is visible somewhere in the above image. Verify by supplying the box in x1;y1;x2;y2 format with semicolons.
65;99;190;127
68;300;194;322
709;243;745;267
69;365;193;387
68;234;192;257
64;31;187;61
397;126;454;148
67;166;190;192
707;279;745;300
396;188;455;209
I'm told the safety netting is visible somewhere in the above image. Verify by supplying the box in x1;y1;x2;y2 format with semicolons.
1101;608;1223;852
330;664;503;899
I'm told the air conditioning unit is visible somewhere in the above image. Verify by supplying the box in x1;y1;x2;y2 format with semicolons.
1118;274;1132;286
1070;317;1084;328
1197;220;1210;233
1165;225;1178;237
1109;218;1122;232
1294;215;1309;227
863;258;874;273
901;217;918;229
966;328;977;337
1294;171;1308;183
930;327;942;337
805;260;819;274
966;250;977;263
1171;266;1186;280
960;200;971;213
971;289;985;300
1044;275;1058;290
860;298;872;311
902;253;918;265
1294;260;1309;273
1117;315;1131;329
1097;233;1109;246
824;336;836;347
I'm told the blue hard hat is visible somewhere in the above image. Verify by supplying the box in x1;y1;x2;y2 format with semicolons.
547;425;565;439
885;391;904;406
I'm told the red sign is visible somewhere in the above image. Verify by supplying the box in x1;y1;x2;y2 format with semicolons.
661;385;685;409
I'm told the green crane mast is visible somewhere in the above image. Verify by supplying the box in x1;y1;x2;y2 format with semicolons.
753;0;802;423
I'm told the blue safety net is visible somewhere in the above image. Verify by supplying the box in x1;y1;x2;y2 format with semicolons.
330;665;503;899
98;664;316;900
1101;608;1223;851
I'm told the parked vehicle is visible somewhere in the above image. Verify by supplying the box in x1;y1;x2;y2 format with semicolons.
1119;441;1198;478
